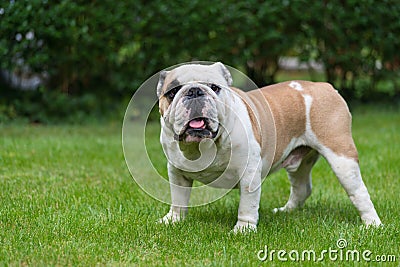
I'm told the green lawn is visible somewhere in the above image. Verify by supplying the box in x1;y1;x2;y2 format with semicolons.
1;107;399;266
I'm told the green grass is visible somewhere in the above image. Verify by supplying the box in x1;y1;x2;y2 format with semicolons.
1;107;399;266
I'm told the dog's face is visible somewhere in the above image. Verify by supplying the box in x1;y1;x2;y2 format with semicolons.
157;63;233;143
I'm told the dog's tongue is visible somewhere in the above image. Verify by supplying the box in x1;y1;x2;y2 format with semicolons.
189;119;206;129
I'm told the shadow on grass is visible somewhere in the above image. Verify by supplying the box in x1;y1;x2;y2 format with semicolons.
178;196;361;231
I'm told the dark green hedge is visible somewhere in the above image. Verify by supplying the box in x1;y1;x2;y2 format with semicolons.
1;0;399;122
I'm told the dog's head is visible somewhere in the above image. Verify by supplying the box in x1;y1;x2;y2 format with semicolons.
157;62;233;143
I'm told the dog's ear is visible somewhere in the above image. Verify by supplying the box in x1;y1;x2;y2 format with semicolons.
157;70;169;98
212;62;233;86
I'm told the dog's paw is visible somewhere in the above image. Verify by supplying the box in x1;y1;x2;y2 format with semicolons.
232;221;257;234
272;202;300;213
362;215;382;228
272;205;292;213
158;211;183;225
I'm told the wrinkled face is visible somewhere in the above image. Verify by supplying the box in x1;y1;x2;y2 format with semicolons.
157;63;233;143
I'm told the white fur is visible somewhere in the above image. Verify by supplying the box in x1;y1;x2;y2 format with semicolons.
289;81;303;91
303;94;313;130
318;147;381;226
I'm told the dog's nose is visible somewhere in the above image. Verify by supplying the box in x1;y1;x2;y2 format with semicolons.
186;87;205;98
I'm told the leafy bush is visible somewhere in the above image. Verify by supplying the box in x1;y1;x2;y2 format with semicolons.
0;81;126;124
1;0;399;122
295;1;400;101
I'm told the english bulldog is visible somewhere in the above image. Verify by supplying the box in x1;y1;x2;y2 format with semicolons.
156;62;381;233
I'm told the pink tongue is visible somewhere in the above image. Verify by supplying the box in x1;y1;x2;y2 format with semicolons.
189;119;205;129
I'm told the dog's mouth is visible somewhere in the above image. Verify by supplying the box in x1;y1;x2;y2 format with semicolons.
175;118;218;142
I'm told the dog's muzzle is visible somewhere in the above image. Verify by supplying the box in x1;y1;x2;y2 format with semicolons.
174;117;218;142
173;86;219;142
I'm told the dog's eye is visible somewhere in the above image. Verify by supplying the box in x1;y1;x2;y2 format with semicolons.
210;84;221;94
165;85;182;100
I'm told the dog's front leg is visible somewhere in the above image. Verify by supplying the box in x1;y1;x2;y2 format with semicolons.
159;165;193;224
233;164;262;233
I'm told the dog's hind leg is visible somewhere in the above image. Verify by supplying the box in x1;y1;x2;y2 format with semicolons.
273;147;320;213
321;146;382;226
305;83;381;226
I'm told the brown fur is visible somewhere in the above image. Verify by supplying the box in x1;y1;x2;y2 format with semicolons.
307;83;359;161
158;74;180;116
231;81;357;165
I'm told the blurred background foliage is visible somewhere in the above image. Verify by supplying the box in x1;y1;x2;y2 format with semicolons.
1;0;399;123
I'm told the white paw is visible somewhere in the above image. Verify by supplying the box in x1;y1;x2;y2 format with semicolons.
232;221;257;234
158;211;183;225
272;206;289;213
362;216;382;228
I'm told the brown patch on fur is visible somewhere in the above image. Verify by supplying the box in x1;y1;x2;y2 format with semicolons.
231;83;307;165
158;97;169;116
255;83;307;165
158;73;181;116
305;82;359;161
